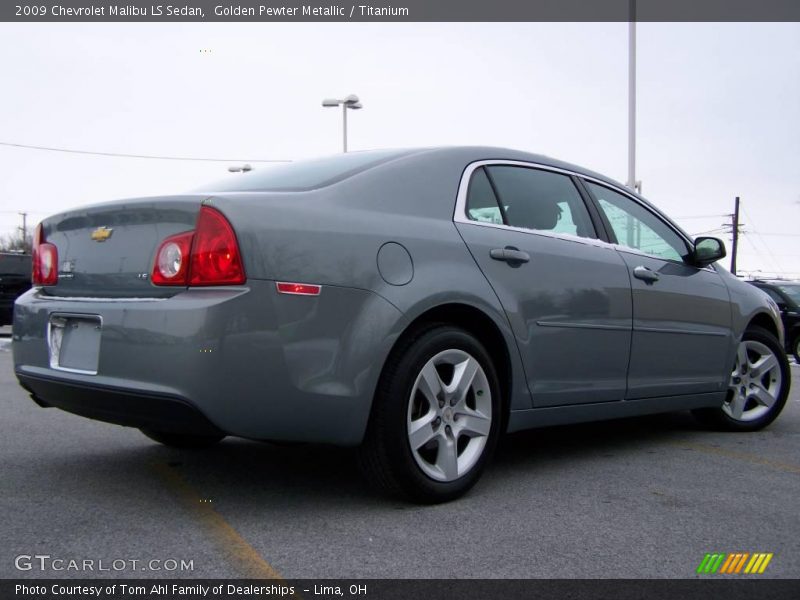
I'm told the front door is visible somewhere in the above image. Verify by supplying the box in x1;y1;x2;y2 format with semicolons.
584;181;733;399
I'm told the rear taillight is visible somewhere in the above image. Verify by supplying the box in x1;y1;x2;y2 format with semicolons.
189;206;246;286
151;231;194;285
151;206;245;287
32;223;58;286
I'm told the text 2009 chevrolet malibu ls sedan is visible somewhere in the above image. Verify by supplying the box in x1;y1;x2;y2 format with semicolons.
13;147;791;502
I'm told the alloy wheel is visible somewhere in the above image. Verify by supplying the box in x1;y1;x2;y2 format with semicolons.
725;340;783;422
406;349;492;482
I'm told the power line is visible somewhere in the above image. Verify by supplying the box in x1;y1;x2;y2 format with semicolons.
741;206;786;275
752;232;800;237
675;214;727;220
0;141;291;163
689;227;727;236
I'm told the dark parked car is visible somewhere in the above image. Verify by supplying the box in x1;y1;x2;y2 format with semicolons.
748;279;800;362
12;148;791;502
0;252;31;326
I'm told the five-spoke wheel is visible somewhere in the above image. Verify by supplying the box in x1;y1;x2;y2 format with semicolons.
407;349;493;482
358;325;501;503
725;339;783;422
694;326;789;431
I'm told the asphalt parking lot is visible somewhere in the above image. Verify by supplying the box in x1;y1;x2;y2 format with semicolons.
1;331;798;580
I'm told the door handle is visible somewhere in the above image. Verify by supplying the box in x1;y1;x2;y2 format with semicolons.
633;265;659;283
490;247;530;265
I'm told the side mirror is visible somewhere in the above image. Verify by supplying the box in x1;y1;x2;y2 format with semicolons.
693;237;726;267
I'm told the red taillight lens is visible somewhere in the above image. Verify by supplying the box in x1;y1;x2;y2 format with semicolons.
151;231;194;285
151;206;245;287
189;206;245;286
32;223;58;286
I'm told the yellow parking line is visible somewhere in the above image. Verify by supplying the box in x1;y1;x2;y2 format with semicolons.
152;462;283;579
670;441;800;475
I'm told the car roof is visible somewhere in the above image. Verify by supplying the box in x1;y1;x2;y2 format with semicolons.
370;146;627;188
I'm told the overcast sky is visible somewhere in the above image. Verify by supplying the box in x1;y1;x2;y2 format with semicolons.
0;22;798;277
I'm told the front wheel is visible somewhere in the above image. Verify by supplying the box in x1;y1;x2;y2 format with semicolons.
693;326;790;431
357;325;502;503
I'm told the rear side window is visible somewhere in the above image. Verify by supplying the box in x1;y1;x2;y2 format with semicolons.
0;254;32;276
466;167;504;224
483;166;596;238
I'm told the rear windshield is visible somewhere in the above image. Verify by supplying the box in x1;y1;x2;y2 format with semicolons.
0;253;31;276
195;149;412;192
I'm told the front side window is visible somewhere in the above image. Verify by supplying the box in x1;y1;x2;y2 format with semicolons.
586;182;688;262
466;165;596;238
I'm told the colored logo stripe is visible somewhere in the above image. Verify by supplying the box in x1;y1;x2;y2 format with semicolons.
697;553;773;574
745;553;774;574
697;553;725;574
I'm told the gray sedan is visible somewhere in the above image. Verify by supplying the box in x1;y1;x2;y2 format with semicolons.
13;147;791;502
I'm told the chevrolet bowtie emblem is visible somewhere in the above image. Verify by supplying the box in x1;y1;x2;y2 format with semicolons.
91;226;113;242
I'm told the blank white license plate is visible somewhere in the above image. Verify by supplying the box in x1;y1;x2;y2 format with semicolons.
48;314;102;375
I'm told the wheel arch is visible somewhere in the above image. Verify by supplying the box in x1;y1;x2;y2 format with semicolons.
377;302;516;427
747;311;781;341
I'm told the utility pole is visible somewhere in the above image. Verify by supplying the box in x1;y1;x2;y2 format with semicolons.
725;197;742;276
18;211;28;244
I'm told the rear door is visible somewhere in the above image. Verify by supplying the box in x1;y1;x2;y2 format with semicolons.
582;180;733;399
455;162;632;407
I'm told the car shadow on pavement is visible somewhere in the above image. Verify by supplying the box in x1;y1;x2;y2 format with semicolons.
495;410;704;467
27;410;708;508
91;410;707;506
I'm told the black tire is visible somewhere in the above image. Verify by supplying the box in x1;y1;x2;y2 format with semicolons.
140;429;225;449
357;324;503;503
792;334;800;364
692;326;790;432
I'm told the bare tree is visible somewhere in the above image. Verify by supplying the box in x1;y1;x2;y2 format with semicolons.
0;231;33;254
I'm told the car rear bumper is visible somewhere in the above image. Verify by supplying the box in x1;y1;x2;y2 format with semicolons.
12;280;402;445
17;371;223;435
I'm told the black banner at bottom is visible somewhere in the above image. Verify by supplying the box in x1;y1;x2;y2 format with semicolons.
3;579;800;600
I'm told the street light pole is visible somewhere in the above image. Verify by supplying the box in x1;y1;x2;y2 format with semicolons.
322;94;362;153
627;0;637;192
342;102;348;153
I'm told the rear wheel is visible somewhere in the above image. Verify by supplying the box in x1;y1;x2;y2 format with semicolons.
140;429;225;449
358;325;502;503
693;326;790;431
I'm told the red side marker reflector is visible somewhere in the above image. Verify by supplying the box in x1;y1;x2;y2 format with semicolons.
276;282;322;296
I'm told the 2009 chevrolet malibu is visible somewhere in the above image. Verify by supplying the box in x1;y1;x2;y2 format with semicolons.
13;147;791;502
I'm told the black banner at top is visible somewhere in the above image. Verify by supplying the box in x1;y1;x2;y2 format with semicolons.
3;0;800;22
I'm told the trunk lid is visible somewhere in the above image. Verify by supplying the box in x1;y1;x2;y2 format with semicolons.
41;195;206;297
